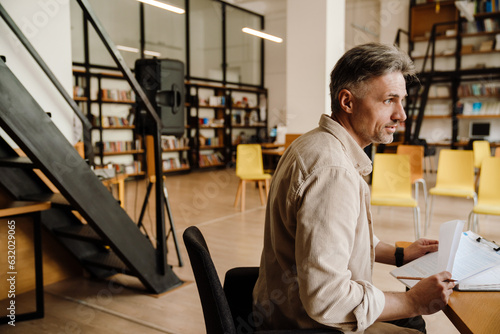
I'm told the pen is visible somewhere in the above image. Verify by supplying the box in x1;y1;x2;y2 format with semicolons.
396;276;457;282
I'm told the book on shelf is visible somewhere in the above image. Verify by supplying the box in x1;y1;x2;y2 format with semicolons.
98;140;136;153
101;116;130;127
162;157;189;171
100;89;136;102
73;86;85;98
460;101;500;115
199;151;224;167
161;135;190;150
391;220;500;291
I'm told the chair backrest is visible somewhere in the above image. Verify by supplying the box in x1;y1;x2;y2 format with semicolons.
183;226;236;334
236;144;265;177
435;149;475;189
477;157;500;204
285;134;301;149
396;144;424;183
473;140;491;169
372;153;412;197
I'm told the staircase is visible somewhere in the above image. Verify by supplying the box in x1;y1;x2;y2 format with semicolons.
0;58;182;294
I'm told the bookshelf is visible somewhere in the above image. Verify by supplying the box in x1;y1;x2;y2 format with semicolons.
186;82;268;169
408;0;500;146
72;68;145;177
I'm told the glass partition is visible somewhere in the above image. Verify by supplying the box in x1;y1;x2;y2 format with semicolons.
226;6;262;86
88;0;141;69
189;0;223;81
71;0;264;86
144;0;186;70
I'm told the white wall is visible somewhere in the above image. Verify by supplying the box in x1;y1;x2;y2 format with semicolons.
0;0;76;145
285;0;345;134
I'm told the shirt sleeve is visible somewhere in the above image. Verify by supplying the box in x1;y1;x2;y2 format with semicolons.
294;166;385;332
373;235;380;248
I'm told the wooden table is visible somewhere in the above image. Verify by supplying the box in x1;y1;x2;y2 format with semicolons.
443;290;500;333
101;173;126;208
0;200;51;323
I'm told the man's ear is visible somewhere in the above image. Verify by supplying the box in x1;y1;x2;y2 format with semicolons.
338;89;354;114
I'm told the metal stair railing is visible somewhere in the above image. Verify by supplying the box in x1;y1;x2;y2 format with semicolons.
0;2;93;161
404;20;459;144
0;0;173;283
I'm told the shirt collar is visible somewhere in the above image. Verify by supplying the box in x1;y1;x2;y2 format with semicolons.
318;114;373;176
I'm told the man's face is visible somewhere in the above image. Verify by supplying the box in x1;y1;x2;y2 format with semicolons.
350;72;407;147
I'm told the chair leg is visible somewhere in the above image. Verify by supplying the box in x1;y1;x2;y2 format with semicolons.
467;211;474;231
416;179;427;232
264;179;270;198
472;194;478;233
413;206;421;240
425;195;434;236
258;180;265;205
234;180;243;208
240;180;246;212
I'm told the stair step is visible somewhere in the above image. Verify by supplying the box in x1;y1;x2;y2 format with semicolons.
53;224;103;243
23;192;71;207
0;156;35;168
82;251;131;274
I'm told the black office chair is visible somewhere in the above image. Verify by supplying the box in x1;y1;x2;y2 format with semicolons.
183;226;341;334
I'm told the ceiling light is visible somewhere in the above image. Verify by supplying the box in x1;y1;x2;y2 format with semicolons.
242;27;283;43
144;50;162;57
137;0;185;14
117;45;140;53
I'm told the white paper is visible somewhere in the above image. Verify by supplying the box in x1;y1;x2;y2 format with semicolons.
390;224;500;291
437;220;465;273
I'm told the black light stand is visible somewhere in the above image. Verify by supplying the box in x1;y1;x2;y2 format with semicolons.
137;134;183;268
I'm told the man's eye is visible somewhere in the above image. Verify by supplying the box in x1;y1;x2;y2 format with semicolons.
384;99;392;104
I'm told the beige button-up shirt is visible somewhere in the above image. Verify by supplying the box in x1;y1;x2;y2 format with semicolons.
253;114;385;333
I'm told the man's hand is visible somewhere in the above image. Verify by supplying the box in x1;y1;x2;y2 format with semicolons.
404;238;438;264
379;271;455;321
406;271;456;315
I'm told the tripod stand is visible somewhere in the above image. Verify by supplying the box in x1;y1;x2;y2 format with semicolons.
137;135;183;267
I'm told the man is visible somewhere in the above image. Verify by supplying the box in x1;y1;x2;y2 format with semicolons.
253;43;454;333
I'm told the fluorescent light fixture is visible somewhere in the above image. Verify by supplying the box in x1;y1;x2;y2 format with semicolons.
117;45;162;58
117;45;140;53
144;50;162;57
137;0;185;14
242;27;283;43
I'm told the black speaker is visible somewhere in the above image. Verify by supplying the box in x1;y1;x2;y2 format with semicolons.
135;58;185;136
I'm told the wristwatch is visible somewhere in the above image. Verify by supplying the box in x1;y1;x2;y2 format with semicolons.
395;247;404;267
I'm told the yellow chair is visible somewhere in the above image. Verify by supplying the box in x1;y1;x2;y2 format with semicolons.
234;144;271;212
371;153;422;240
468;157;500;232
426;149;477;234
397;144;427;216
473;140;491;187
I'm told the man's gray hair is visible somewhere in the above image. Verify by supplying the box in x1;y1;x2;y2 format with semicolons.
330;43;416;115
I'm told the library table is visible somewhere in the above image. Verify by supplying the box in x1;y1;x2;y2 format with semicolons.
443;290;500;334
0;200;51;323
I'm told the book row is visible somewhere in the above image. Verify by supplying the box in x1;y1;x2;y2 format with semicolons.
97;140;139;153
198;152;225;167
161;135;190;150
458;82;500;97
91;116;132;127
457;101;500;115
162;157;190;171
100;89;136;102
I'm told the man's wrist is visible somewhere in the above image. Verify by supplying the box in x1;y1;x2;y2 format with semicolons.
395;247;405;267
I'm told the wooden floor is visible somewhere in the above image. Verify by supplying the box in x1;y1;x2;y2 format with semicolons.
3;168;500;333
